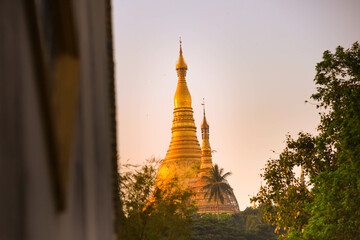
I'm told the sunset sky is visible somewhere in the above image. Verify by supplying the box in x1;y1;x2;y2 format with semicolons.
112;0;360;210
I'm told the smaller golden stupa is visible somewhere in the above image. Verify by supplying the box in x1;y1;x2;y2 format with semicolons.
193;103;240;214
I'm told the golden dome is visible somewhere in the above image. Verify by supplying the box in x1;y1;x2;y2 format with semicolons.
174;40;191;108
176;41;188;70
174;83;191;108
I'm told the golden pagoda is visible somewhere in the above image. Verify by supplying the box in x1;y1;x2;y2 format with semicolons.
155;41;240;214
155;41;202;190
193;105;240;214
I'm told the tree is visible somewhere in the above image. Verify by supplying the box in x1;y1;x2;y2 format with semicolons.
117;158;197;240
251;133;314;238
117;158;159;239
252;42;360;239
190;208;277;240
302;41;360;240
201;164;234;220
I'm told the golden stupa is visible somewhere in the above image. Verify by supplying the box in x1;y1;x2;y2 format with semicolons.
193;107;240;214
155;41;202;190
155;41;240;214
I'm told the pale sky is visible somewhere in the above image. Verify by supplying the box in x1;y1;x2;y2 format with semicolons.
112;0;360;210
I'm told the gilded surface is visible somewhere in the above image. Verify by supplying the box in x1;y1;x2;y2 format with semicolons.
156;44;201;190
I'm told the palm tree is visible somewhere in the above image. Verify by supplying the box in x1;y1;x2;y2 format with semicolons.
201;164;234;220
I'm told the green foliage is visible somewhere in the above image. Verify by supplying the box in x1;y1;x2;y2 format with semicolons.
120;158;159;217
252;42;360;239
251;133;314;236
191;208;277;240
118;158;197;240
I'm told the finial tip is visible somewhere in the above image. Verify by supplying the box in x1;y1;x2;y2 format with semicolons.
179;37;182;54
201;98;206;115
176;37;187;69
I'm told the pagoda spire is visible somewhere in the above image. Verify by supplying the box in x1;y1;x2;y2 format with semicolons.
155;40;201;190
194;104;240;214
200;100;212;177
176;38;188;70
201;100;209;135
174;39;191;108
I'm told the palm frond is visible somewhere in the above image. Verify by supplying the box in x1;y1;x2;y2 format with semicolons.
201;164;233;207
221;171;232;179
201;183;213;191
201;175;216;183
